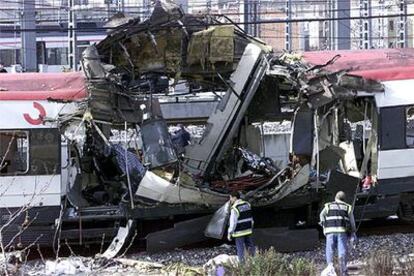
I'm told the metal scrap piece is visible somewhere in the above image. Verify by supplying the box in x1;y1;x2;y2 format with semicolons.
100;219;135;259
146;215;212;252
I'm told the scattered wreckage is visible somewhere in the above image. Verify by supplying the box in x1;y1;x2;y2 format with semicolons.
2;0;414;255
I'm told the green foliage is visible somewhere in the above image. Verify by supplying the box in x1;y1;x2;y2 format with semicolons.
225;247;316;276
290;257;317;276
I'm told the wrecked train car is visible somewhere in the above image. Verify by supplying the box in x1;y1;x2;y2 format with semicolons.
301;48;414;222
2;0;414;253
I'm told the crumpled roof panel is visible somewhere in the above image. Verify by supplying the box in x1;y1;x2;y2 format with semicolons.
302;48;414;81
0;72;87;100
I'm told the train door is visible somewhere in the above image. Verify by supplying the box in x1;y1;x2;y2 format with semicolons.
375;80;414;191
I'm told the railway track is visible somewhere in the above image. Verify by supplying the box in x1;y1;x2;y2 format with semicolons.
23;216;414;263
357;216;414;236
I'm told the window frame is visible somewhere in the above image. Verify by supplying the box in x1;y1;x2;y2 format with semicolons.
405;106;414;148
0;130;30;176
379;106;406;150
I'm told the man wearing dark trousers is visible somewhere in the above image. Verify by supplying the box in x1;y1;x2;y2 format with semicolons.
320;191;357;276
227;191;255;263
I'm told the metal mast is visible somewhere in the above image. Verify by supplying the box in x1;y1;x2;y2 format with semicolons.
117;0;125;13
398;0;407;48
359;0;371;49
68;0;78;71
244;0;260;37
21;0;37;72
285;0;292;51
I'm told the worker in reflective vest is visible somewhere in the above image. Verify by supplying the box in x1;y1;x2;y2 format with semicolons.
320;191;357;276
227;191;255;262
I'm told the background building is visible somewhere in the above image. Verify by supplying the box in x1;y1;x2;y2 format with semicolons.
0;0;413;72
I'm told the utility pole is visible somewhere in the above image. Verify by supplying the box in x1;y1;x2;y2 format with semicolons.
106;0;111;20
117;0;124;13
285;0;292;51
21;0;37;72
300;22;310;51
328;0;336;49
398;0;407;48
378;0;385;48
68;0;78;71
142;0;151;20
243;0;249;34
206;0;211;13
359;0;371;49
244;0;259;37
324;0;332;50
334;0;350;49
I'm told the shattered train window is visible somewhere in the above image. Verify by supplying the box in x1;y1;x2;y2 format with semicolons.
0;131;29;175
141;119;177;168
406;106;414;147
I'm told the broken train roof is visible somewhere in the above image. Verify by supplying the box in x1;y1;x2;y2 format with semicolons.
91;0;270;83
302;48;414;82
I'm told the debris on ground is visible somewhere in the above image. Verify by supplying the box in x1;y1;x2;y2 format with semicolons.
13;233;414;275
45;258;90;275
203;254;238;276
286;232;414;266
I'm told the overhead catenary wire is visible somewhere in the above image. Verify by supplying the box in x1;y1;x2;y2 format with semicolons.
0;1;410;64
0;0;412;17
0;2;412;18
1;11;414;33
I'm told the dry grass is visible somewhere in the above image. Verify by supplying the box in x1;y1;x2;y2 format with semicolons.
363;249;414;276
224;247;317;276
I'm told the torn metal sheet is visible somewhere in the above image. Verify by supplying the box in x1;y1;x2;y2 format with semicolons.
67;175;89;208
146;215;212;252
302;48;414;81
187;26;235;68
148;0;183;26
103;13;135;29
204;201;230;239
305;79;335;108
252;164;310;207
101;220;135;259
81;46;108;79
339;142;359;178
183;43;269;177
292;107;314;156
326;171;359;204
136;171;227;205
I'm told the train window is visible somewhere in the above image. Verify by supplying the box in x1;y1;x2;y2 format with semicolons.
0;49;20;66
47;48;68;65
0;131;29;175
30;129;60;175
406;106;414;147
379;106;405;150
